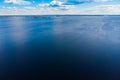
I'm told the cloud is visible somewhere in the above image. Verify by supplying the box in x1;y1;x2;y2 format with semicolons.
1;5;120;15
38;0;75;10
4;0;32;5
81;4;120;14
1;0;120;15
38;0;64;7
3;0;114;6
94;0;112;2
50;0;63;7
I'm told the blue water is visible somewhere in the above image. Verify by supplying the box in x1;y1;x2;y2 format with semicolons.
0;15;120;80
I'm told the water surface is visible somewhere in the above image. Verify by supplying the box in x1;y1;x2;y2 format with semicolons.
0;15;120;80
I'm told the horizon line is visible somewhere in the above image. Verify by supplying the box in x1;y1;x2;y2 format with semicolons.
0;14;120;16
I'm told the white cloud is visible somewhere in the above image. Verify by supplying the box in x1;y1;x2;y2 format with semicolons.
83;5;120;14
50;0;63;6
37;0;74;10
38;0;64;7
94;0;112;2
4;0;32;5
1;0;120;15
38;3;50;7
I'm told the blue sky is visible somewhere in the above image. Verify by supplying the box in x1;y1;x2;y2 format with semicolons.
0;0;120;15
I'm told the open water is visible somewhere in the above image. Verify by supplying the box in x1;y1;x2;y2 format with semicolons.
0;15;120;80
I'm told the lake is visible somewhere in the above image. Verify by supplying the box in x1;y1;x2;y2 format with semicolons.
0;15;120;80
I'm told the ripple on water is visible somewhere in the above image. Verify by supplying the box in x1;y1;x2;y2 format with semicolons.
102;23;115;31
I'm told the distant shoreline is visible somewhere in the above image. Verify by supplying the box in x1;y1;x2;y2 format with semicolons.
0;14;120;17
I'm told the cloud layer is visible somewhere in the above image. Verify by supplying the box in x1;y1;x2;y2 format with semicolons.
3;0;114;5
4;0;32;5
0;0;120;15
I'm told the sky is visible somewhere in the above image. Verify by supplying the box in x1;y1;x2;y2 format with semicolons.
0;0;120;15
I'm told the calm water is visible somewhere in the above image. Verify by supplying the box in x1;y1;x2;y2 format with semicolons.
0;15;120;80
